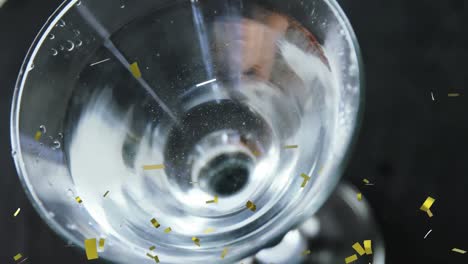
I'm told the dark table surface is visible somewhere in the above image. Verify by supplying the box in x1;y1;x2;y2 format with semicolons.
0;0;467;263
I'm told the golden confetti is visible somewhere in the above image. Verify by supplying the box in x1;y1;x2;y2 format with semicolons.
300;173;311;188
206;195;219;204
143;164;165;170
130;62;142;78
364;240;372;255
221;247;228;259
420;196;435;217
203;227;215;234
13;253;23;261
34;131;42;141
149;246;156;251
452;248;466;254
146;253;160;263
75;196;83;204
448;93;460;97
151;218;161;228
363;179;370;184
246;200;257;212
345;254;358;263
13;208;21;217
284;145;298;149
164;227;172;233
357;193;362;201
84;238;99;260
98;238;105;250
103;191;110;198
192;237;201;247
352;242;365;256
301;249;311;256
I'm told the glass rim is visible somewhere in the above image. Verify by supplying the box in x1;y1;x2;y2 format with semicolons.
10;0;365;261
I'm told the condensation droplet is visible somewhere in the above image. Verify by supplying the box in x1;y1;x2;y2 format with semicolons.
52;140;61;149
66;188;75;197
48;33;55;40
56;19;66;28
51;48;58;56
39;125;47;134
66;40;75;51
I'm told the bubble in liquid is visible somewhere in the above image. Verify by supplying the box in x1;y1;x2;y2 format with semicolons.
58;132;64;139
66;40;75;51
52;140;61;149
48;33;55;40
39;125;47;134
73;29;80;36
75;39;83;47
51;48;58;56
59;45;65;51
76;1;82;6
27;63;35;72
11;150;17;156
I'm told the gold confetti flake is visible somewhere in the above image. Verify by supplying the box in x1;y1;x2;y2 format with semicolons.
364;240;372;255
206;195;219;204
246;200;257;212
300;173;311;188
151;218;161;228
130;62;142;78
34;131;42;141
221;247;228;259
192;237;201;247
363;179;370;184
75;196;83;204
420;196;435;217
203;227;215;234
284;145;298;149
164;227;172;233
143;164;165;170
357;193;362;201
146;253;160;263
98;238;105;250
345;254;358;263
103;191;110;198
448;93;460;97
13;208;21;217
13;253;23;261
352;242;365;256
301;249;311;256
149;246;156;251
452;248;466;254
84;238;99;260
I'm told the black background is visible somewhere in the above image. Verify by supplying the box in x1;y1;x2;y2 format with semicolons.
0;0;467;263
